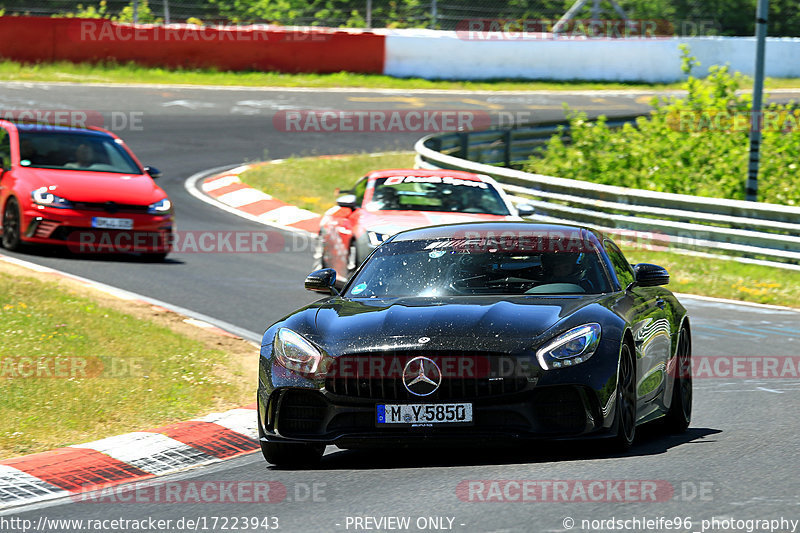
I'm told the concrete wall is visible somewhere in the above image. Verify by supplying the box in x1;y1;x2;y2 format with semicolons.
384;29;800;82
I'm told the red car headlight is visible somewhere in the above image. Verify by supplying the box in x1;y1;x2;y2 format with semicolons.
31;187;73;209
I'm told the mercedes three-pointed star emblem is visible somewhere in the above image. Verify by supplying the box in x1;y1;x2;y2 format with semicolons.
402;356;442;396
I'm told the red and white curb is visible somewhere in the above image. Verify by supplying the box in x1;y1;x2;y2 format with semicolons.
199;164;322;234
0;406;258;510
0;254;264;511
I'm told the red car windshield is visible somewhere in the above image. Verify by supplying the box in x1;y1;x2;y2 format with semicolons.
367;175;510;216
18;131;142;175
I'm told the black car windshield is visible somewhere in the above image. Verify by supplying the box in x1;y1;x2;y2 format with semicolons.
18;131;142;175
366;175;510;215
346;235;612;297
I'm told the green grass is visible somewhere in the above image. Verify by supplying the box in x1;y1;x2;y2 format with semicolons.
242;152;416;213
238;152;800;309
0;270;251;458
4;60;800;91
622;249;800;308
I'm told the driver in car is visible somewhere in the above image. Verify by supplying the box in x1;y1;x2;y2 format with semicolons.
541;252;594;291
65;143;95;169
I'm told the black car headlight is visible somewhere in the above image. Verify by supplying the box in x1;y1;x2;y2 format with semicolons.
273;328;323;375
147;198;172;215
536;323;601;370
31;187;73;209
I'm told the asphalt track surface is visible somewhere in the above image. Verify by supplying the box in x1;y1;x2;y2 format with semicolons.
2;82;800;532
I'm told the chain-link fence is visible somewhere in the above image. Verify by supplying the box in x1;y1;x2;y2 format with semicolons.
1;0;798;37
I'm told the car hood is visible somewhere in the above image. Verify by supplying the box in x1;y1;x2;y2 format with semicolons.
308;295;606;354
358;210;514;237
20;168;166;205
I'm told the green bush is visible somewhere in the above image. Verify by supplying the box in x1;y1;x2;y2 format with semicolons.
59;0;162;23
114;0;162;23
524;45;800;206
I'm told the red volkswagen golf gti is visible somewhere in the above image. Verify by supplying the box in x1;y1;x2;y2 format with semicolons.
0;121;173;260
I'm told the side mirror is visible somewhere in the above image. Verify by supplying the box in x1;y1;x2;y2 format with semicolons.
633;263;670;287
305;268;338;294
516;203;535;217
336;194;358;209
144;166;161;180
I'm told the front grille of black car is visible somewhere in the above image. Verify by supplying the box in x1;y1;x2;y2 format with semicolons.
277;389;327;437
532;387;587;433
324;353;530;401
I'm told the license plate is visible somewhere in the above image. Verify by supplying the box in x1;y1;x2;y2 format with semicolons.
92;217;133;230
377;403;473;426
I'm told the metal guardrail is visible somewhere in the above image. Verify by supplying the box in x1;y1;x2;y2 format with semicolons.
415;117;800;267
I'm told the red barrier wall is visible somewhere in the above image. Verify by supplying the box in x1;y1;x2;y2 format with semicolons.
0;17;385;74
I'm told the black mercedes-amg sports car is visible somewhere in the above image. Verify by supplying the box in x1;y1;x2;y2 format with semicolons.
258;222;692;466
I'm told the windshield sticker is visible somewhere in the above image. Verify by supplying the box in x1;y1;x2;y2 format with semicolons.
20;160;30;166
428;250;447;259
383;175;488;189
351;282;367;295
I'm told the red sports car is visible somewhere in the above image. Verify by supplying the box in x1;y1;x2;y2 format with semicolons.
316;168;534;280
0;121;173;259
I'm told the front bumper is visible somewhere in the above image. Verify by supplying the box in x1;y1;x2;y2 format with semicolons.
20;205;173;253
258;384;617;447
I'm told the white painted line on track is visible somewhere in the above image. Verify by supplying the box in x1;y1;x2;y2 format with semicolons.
675;292;800;314
5;80;800;96
6;80;800;98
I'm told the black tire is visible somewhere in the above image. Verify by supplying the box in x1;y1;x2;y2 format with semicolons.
1;197;24;252
610;343;637;451
664;326;692;433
